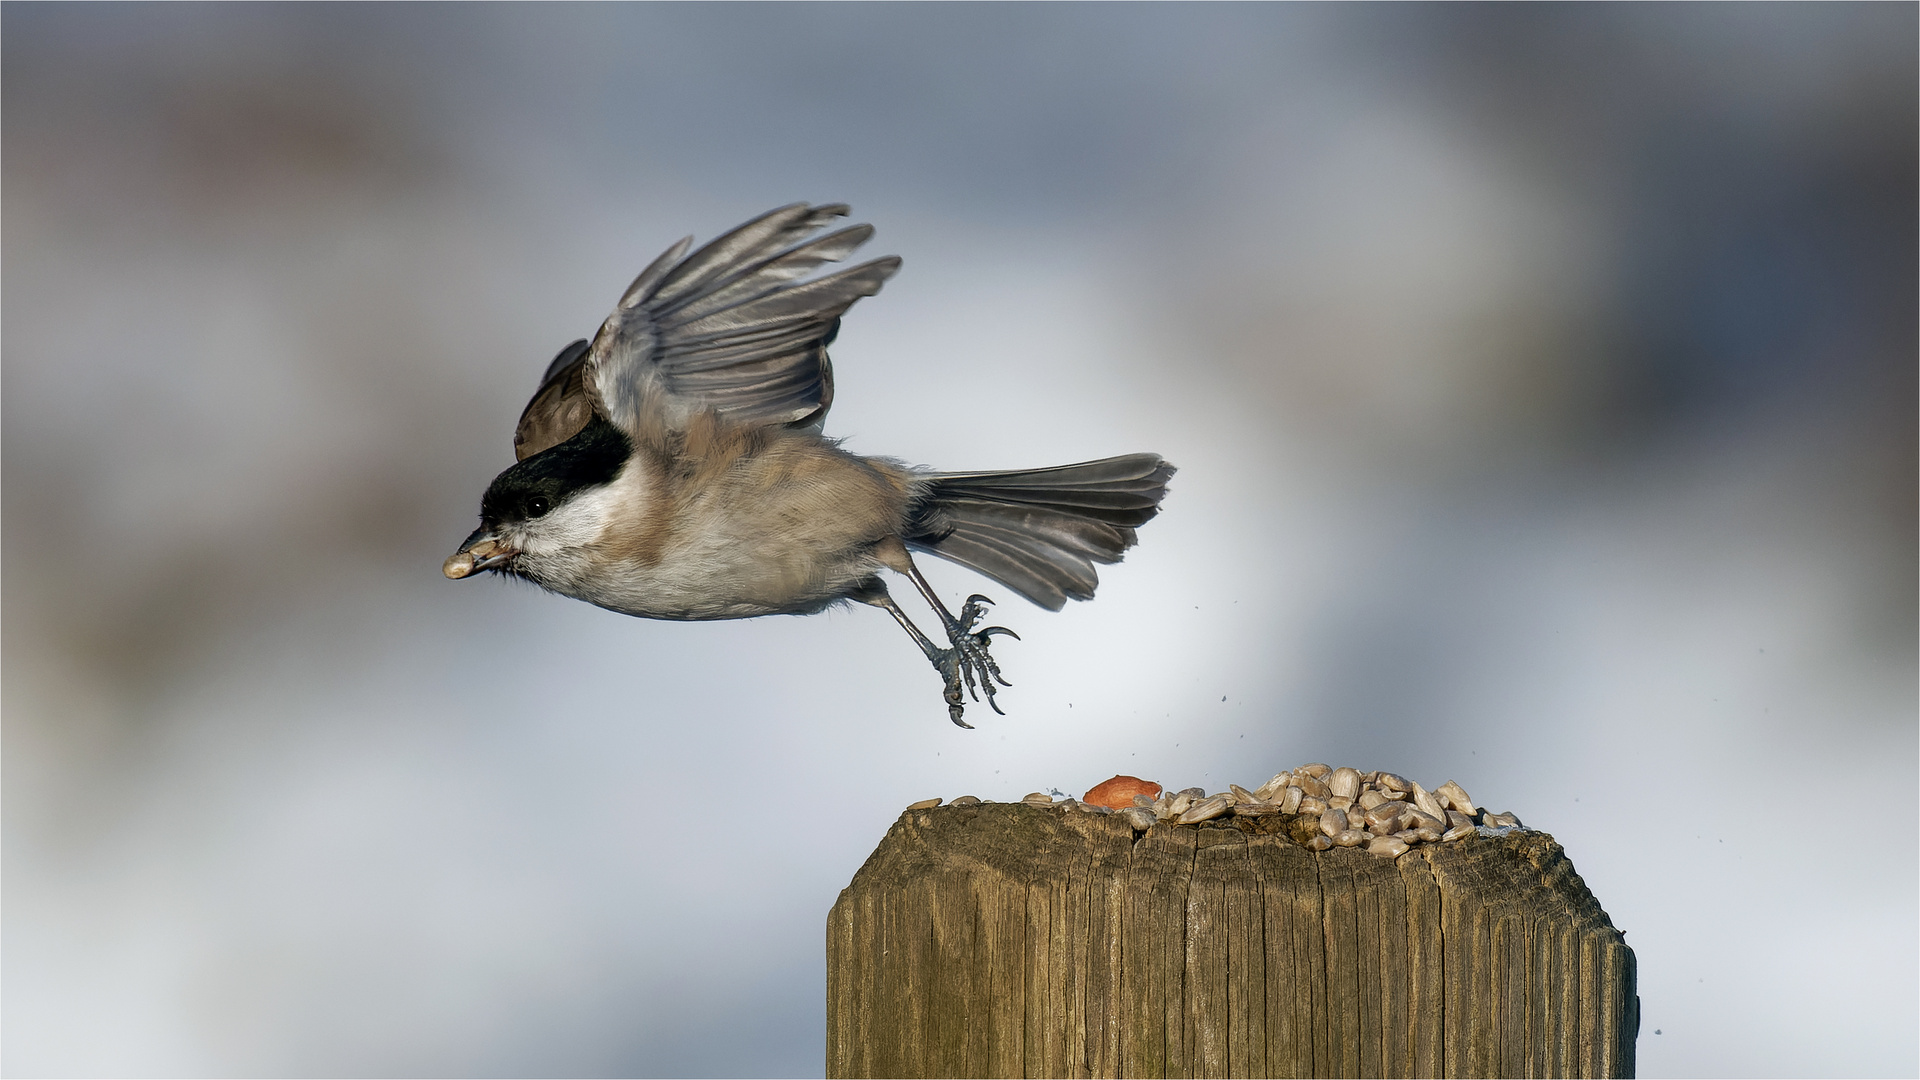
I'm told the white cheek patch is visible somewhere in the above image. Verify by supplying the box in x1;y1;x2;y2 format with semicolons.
504;463;646;558
512;491;612;555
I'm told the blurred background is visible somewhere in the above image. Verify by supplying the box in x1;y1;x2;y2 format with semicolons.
4;5;1913;1076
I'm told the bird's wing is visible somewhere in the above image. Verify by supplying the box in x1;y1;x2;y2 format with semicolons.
512;203;898;455
513;339;596;460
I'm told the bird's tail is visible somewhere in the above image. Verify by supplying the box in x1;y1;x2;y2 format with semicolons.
903;454;1175;611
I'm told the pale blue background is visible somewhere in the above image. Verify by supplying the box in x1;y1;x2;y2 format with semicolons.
5;5;1914;1076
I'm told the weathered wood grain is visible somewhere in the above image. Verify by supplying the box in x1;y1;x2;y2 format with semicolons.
827;804;1636;1079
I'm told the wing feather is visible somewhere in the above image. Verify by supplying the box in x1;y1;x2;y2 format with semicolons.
618;237;693;310
647;203;849;308
656;329;830;371
666;258;899;339
513;339;595;460
572;203;896;438
656;225;875;324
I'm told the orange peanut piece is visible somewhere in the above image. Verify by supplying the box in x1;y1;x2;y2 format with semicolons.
1083;775;1163;810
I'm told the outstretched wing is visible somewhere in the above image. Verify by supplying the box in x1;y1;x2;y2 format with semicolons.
513;204;899;459
517;204;896;455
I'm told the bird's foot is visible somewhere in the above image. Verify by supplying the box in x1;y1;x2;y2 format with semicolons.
934;594;1018;728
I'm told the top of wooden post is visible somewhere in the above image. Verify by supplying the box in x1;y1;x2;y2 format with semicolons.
829;800;1636;1078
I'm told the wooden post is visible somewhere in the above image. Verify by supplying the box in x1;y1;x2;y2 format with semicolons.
827;803;1636;1079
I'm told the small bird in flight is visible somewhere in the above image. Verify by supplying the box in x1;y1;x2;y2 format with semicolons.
443;203;1173;726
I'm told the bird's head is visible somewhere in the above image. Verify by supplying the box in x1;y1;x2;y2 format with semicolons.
443;415;634;581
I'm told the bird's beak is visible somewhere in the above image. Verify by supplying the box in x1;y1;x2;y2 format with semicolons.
443;527;517;579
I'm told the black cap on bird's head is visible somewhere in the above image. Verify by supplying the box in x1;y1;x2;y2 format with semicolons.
478;414;631;525
443;415;633;579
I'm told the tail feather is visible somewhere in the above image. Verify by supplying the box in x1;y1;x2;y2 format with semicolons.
931;499;1135;559
925;533;1091;612
935;486;1162;518
905;454;1174;611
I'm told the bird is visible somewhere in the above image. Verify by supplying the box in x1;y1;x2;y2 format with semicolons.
442;203;1173;727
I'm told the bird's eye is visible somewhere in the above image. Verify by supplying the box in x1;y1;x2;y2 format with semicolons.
526;495;552;518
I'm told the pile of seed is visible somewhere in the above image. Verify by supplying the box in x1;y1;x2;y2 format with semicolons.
907;765;1525;858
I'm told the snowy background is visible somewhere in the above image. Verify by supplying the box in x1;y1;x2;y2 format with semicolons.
5;6;1914;1076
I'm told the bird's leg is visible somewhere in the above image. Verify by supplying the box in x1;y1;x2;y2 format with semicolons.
854;582;977;728
900;562;1017;713
859;543;1020;727
872;540;1018;722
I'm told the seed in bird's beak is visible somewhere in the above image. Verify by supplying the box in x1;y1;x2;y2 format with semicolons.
446;536;514;578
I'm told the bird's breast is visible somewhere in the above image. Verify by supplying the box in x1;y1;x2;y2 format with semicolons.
524;428;912;620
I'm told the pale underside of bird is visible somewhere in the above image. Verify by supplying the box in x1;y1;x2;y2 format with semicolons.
443;203;1173;726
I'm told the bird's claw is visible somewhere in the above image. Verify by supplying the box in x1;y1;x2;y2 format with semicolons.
943;684;975;729
957;594;995;630
935;594;1015;726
